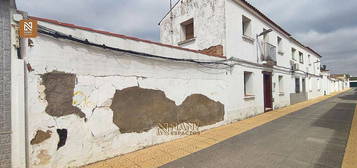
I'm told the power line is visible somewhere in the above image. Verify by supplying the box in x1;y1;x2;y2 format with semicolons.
37;26;232;68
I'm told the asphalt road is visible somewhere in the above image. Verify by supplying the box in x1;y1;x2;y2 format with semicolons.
161;89;357;168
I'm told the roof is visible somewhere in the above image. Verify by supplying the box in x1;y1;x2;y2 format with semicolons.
29;16;226;59
158;0;322;58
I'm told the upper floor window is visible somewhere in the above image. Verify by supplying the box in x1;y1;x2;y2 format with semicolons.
299;52;304;64
263;28;269;42
291;48;296;60
181;19;194;41
308;55;311;65
277;36;283;54
242;16;252;37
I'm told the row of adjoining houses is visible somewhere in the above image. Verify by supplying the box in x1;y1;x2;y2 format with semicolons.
3;0;350;167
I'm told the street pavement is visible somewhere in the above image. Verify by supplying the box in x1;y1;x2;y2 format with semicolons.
161;89;357;168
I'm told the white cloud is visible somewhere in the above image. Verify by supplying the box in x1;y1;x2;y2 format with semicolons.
16;0;171;41
295;27;357;75
16;0;357;75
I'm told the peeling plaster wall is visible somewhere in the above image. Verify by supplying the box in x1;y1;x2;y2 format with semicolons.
160;0;226;52
24;33;242;168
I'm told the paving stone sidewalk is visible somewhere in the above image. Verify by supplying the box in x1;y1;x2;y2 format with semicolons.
84;89;354;168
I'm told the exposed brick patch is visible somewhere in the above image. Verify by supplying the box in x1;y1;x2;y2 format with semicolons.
199;45;224;57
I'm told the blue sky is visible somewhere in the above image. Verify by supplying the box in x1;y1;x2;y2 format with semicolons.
16;0;357;76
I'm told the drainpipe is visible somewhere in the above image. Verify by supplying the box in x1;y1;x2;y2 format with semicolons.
16;11;30;168
24;57;29;168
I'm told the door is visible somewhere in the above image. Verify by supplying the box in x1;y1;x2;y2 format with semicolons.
351;82;357;87
302;78;306;93
263;72;273;112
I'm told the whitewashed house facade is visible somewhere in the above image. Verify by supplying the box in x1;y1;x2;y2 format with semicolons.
160;0;326;110
6;0;350;168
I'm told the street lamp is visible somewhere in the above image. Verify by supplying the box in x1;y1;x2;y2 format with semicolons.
257;29;272;37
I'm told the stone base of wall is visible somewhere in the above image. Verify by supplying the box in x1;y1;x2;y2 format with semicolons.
290;92;308;105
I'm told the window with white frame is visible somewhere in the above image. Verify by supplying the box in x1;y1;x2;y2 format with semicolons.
277;37;283;53
242;15;252;37
244;71;254;96
292;48;296;60
299;52;304;64
278;76;284;93
308;55;311;65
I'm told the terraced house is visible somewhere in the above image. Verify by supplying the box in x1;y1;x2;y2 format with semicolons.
1;0;350;167
160;0;330;111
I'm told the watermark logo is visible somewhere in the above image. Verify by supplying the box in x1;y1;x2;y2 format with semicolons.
19;19;38;38
157;122;200;136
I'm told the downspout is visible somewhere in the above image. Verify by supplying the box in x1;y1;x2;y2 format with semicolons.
17;11;30;168
24;52;29;168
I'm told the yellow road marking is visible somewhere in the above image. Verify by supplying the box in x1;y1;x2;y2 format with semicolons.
83;89;350;168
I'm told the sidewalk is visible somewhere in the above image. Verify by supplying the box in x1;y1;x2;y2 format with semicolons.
84;89;352;168
343;95;357;168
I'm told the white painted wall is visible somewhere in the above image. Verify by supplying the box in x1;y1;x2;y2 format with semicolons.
160;0;226;51
160;0;330;107
22;19;274;167
224;0;323;100
16;1;349;167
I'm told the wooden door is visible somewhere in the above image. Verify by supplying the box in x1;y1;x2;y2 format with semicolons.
263;72;273;112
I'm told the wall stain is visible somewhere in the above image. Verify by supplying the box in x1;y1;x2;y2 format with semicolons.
110;87;224;133
36;150;51;165
111;87;177;133
41;72;85;118
178;94;224;127
30;130;52;145
57;129;68;150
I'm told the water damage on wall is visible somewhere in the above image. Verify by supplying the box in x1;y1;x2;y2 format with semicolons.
178;94;224;127
110;86;225;133
30;130;52;145
41;72;85;118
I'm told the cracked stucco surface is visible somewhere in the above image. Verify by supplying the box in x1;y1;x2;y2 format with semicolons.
25;33;231;168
